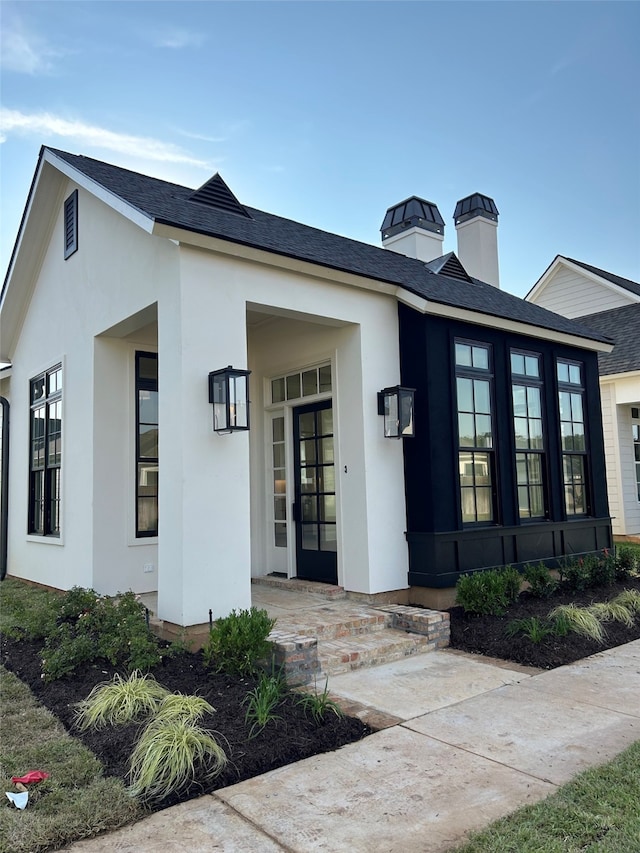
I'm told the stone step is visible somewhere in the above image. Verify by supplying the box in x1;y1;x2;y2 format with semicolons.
316;628;434;678
252;576;347;600
273;605;391;642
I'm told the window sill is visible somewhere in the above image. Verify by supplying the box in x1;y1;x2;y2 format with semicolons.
26;535;64;546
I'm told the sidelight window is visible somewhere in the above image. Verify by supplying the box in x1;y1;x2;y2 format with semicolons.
136;352;158;536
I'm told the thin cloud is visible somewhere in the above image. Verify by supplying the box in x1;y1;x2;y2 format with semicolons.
152;28;207;49
0;17;63;74
175;127;227;144
0;108;215;169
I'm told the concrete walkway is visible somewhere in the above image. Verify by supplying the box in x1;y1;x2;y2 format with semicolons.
63;638;640;853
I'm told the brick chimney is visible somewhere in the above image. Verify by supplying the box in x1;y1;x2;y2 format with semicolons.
454;193;500;288
381;196;445;262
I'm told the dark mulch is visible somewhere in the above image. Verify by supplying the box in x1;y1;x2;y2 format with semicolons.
448;576;640;669
0;637;370;811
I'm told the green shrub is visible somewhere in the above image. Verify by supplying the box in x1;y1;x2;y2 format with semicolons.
243;669;287;738
203;607;276;676
455;566;521;616
75;672;169;730
587;551;617;587
505;616;554;643
296;678;344;724
522;562;558;598
560;557;592;591
128;717;227;803
42;588;161;681
615;546;639;580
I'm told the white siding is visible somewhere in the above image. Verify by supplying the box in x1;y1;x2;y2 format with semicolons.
600;384;623;533
533;267;634;317
617;404;640;536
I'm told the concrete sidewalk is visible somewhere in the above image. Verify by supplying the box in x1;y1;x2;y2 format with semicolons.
63;639;640;852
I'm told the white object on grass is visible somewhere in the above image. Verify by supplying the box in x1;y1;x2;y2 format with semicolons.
6;791;29;809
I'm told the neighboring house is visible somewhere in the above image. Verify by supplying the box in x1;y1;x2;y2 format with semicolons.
0;148;614;631
527;256;640;537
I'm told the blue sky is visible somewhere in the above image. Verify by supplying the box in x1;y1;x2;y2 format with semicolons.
1;1;638;297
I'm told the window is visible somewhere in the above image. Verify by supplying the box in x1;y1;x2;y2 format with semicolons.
271;364;331;404
455;341;495;524
272;415;287;547
29;365;62;535
557;360;588;516
633;413;640;502
63;190;78;259
511;351;546;519
136;353;158;537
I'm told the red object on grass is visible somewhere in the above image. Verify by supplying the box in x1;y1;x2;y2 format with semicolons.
11;771;50;785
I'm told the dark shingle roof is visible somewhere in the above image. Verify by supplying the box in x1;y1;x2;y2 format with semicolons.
574;304;640;375
46;148;611;345
565;257;640;298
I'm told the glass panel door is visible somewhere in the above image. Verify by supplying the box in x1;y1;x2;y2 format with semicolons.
293;400;337;584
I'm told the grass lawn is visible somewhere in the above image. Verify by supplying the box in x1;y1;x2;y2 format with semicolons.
0;582;141;852
454;740;640;852
0;668;141;853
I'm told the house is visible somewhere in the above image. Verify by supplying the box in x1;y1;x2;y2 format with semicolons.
527;256;640;538
0;148;614;632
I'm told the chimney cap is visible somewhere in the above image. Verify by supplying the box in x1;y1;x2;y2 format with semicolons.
454;193;499;225
381;196;445;240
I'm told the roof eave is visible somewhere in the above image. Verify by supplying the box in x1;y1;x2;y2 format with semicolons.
154;221;614;353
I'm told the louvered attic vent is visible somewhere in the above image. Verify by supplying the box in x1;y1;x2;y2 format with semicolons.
63;189;78;259
425;252;473;283
188;174;251;217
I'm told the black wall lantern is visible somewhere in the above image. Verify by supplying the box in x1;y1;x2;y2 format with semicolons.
377;386;415;438
208;366;251;433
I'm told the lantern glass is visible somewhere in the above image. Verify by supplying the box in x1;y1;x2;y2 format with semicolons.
378;386;415;438
209;367;251;432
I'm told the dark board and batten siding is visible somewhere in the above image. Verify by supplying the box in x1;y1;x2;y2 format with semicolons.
398;304;613;588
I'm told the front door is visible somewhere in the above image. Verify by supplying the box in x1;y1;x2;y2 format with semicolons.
293;400;337;584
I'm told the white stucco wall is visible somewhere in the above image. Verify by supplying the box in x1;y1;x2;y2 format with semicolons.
5;180;175;593
6;176;411;625
179;246;410;601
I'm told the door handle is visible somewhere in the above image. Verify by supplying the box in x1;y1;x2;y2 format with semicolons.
292;501;299;522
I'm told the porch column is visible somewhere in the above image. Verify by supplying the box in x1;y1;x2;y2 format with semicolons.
157;251;251;627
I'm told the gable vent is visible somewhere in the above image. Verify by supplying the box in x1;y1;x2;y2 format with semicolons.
63;190;78;259
425;252;473;283
189;174;251;217
438;254;473;282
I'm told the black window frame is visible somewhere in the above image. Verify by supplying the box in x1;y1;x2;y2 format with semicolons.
135;352;158;538
510;349;548;521
454;339;498;526
63;190;78;260
557;358;589;517
28;364;62;536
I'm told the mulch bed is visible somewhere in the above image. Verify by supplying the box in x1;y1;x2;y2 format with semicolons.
3;576;640;812
0;637;370;811
448;576;640;669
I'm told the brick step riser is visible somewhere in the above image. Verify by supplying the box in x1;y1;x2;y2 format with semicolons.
319;642;434;678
